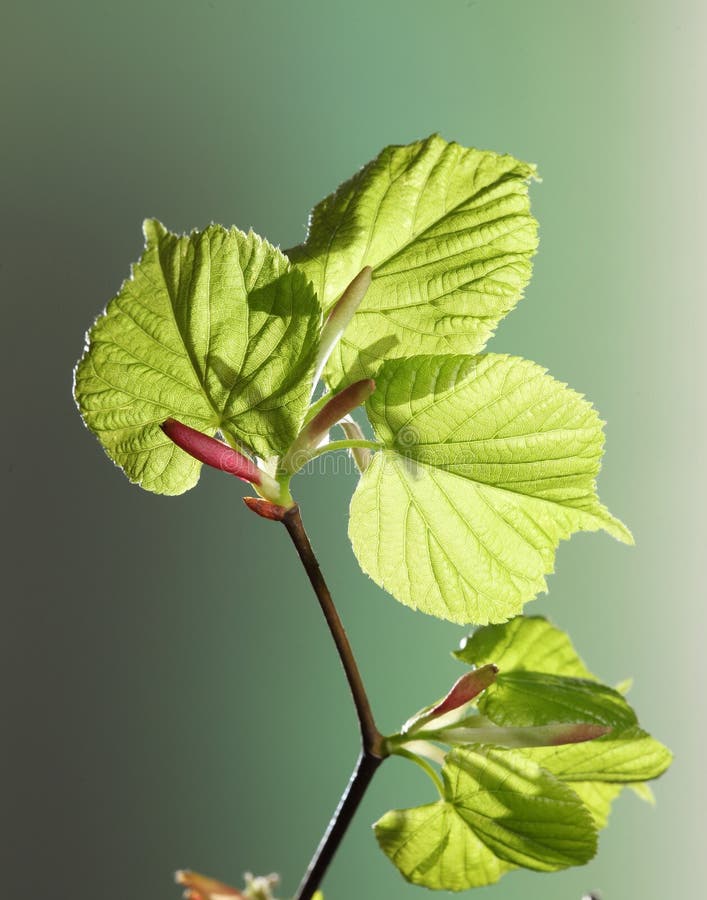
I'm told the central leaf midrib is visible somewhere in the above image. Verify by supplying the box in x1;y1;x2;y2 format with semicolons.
155;235;222;427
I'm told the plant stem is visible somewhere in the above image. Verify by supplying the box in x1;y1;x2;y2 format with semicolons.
281;506;383;756
286;438;381;473
294;751;382;900
281;505;386;898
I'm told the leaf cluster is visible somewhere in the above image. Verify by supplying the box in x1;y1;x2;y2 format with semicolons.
75;134;630;624
377;616;671;891
73;135;669;893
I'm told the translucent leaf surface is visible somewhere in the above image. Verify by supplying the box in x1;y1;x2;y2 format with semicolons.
455;614;595;678
479;672;637;729
375;800;512;891
375;745;596;891
570;782;623;829
523;726;672;783
288;135;538;386
349;354;631;623
75;220;321;494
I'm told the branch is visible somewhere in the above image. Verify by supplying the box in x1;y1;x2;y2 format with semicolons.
294;751;382;900
280;506;383;757
244;501;386;897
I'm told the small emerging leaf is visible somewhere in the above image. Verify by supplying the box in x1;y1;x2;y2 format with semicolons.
281;379;375;473
455;614;595;678
403;664;498;734
313;267;372;387
479;671;637;730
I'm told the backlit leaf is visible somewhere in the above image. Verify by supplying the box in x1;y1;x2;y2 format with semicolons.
288;135;538;386
75;220;321;494
349;354;631;623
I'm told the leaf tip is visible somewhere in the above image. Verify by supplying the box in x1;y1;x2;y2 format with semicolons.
431;664;499;716
605;513;635;546
141;217;166;245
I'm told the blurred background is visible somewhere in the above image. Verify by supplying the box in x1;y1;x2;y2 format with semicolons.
3;1;705;897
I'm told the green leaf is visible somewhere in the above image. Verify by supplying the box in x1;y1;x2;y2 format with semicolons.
349;354;631;624
570;782;623;829
455;615;595;678
446;746;597;869
75;220;321;494
479;672;637;730
288;135;538;386
375;800;513;891
523;726;673;783
375;745;596;891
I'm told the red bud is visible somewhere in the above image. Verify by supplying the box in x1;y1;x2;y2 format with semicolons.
161;419;262;485
305;380;376;446
403;664;499;734
430;665;499;717
281;379;376;473
243;497;292;521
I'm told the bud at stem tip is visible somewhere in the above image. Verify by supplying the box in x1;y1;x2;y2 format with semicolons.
161;419;262;485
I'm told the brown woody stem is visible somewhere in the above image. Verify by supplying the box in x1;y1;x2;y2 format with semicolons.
281;506;383;756
279;505;386;900
293;751;382;900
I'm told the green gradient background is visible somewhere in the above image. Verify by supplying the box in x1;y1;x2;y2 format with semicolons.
3;2;704;897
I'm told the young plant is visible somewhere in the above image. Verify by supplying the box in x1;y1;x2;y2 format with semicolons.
74;135;670;898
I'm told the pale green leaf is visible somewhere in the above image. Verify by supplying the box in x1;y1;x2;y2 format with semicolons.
375;745;596;890
375;801;513;891
349;354;631;624
288;135;538;386
75;220;321;494
570;782;623;829
523;726;673;783
445;746;597;870
455;615;595;678
479;672;637;730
